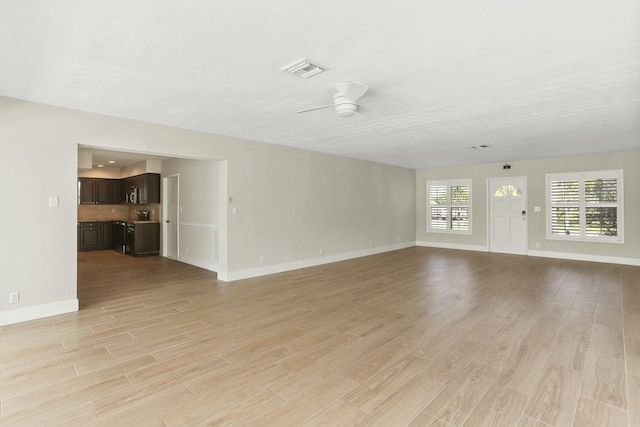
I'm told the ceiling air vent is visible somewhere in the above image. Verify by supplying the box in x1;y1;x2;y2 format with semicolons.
281;58;327;79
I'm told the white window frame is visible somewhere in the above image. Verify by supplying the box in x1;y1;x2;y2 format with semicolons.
426;179;472;235
546;169;624;243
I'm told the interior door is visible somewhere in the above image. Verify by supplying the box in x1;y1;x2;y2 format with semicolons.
489;177;527;255
164;175;179;259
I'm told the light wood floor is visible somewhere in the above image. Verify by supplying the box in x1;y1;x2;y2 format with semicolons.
1;248;639;426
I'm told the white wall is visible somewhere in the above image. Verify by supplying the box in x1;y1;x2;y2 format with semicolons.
416;151;640;264
78;166;121;178
162;158;219;271
0;97;416;325
0;134;79;325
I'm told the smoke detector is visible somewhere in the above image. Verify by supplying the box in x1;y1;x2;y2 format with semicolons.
281;58;328;79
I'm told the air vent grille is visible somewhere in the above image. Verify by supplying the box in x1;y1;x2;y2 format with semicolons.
281;58;327;79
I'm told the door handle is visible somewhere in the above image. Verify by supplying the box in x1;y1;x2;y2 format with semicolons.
165;220;170;223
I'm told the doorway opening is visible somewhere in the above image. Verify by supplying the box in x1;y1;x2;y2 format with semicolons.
77;145;228;306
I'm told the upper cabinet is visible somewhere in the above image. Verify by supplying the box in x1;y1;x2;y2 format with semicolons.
78;178;120;204
80;173;160;205
139;173;161;204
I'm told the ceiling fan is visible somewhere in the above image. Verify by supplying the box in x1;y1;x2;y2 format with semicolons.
296;81;369;117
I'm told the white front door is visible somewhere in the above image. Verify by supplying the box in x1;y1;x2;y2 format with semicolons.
164;175;179;259
489;177;527;255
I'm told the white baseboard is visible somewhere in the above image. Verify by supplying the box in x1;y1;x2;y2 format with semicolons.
204;242;640;283
224;242;416;282
178;254;218;273
416;241;489;252
527;250;640;266
417;242;639;266
0;299;79;326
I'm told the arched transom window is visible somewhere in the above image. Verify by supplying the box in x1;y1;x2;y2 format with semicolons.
494;185;521;197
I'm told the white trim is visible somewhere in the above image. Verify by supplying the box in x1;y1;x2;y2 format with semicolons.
217;242;639;283
0;299;79;326
177;254;218;273
528;250;639;266
223;242;415;282
162;174;180;258
487;176;528;255
416;241;488;252
426;179;472;235
179;223;219;228
217;161;228;282
545;169;623;243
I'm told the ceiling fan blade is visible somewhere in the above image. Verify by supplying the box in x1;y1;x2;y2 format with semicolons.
343;81;369;102
296;105;333;114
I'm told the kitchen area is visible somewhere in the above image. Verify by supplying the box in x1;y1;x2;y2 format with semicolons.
78;149;164;257
77;147;221;273
77;173;161;256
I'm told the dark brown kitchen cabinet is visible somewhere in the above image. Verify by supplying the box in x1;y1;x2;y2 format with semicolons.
139;173;161;204
79;174;160;205
78;178;121;204
100;222;112;250
78;221;114;251
129;222;160;256
78;222;101;251
109;180;122;205
79;178;97;204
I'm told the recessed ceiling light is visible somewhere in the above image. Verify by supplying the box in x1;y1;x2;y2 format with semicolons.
108;160;115;164
97;164;104;168
471;145;489;149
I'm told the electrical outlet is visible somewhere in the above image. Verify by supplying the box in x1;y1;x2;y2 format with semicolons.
319;248;323;255
259;256;264;264
9;291;20;304
535;243;540;248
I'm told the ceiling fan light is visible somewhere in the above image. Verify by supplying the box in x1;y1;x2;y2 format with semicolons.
334;93;357;117
336;104;357;117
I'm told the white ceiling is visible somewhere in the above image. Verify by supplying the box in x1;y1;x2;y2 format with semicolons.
2;1;639;169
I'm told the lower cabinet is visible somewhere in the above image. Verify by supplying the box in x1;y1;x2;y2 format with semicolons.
78;222;113;251
79;222;101;251
100;222;112;250
130;223;160;257
78;221;160;256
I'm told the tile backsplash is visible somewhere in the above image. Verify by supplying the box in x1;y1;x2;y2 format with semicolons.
78;204;162;222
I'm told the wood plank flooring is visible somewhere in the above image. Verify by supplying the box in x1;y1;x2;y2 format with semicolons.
1;247;639;426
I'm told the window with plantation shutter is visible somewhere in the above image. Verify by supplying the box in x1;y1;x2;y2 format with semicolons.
427;179;472;234
546;170;623;243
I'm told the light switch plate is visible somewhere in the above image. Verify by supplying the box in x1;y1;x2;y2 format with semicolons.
534;206;541;212
48;196;59;208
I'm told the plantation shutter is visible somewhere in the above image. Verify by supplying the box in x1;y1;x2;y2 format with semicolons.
546;170;622;242
427;180;471;233
550;179;580;236
428;184;448;230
